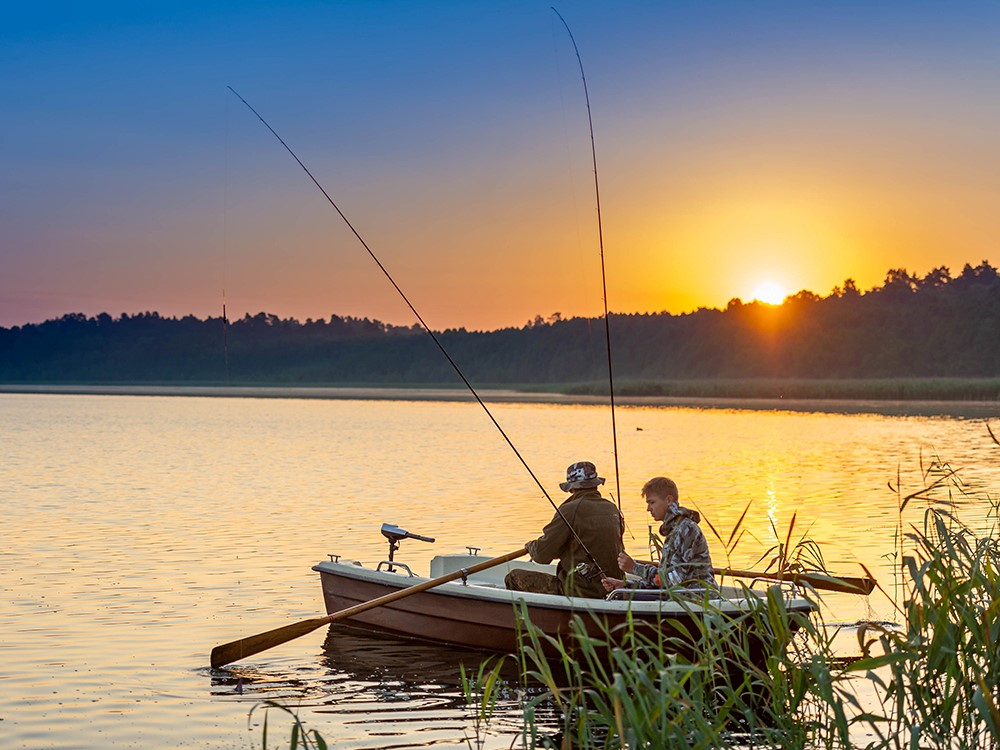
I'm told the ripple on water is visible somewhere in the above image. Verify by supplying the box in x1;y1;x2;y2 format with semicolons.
1;393;997;748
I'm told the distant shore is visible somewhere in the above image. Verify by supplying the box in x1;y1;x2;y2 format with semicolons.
2;383;998;418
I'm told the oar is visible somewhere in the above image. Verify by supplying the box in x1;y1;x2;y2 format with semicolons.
713;566;876;595
210;547;528;669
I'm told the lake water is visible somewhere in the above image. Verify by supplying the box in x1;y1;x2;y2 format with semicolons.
1;391;998;749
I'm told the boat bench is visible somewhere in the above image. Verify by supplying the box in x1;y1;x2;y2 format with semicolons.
430;554;557;588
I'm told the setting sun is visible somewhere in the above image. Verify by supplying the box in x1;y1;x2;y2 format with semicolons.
751;281;787;305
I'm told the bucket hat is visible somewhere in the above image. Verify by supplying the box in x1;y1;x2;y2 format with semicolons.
559;460;606;492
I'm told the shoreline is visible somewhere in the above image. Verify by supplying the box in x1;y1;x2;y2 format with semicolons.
2;383;998;418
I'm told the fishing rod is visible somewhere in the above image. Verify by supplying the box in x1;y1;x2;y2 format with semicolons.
227;85;607;575
551;8;623;515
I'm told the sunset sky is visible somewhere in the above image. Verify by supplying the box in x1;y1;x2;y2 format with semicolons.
3;1;999;331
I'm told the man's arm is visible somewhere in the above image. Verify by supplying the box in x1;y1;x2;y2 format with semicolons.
525;505;575;564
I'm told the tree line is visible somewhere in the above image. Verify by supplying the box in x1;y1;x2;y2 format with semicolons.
1;261;997;386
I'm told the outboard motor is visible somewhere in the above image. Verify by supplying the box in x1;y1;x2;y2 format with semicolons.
380;523;435;572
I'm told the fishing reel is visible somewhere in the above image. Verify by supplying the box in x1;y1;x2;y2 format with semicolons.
573;561;603;581
381;523;435;572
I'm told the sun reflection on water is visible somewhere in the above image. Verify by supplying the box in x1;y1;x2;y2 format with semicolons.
0;392;997;749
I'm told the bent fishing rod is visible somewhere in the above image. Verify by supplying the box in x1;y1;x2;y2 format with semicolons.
227;86;608;575
552;9;623;516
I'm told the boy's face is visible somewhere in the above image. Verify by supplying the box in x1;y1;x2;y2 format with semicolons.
643;491;676;522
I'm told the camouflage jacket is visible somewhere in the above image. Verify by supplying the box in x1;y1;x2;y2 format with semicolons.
526;488;625;598
633;503;716;589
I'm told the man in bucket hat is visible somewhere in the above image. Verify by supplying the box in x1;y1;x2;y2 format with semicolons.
505;461;625;598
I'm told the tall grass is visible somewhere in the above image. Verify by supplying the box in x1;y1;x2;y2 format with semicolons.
561;377;1000;402
847;507;1000;749
493;435;1000;749
249;701;328;750
506;581;851;748
258;430;999;748
258;496;998;748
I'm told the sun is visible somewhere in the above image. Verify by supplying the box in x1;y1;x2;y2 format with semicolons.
750;281;787;306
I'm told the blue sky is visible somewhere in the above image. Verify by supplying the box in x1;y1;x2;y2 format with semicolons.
3;1;1000;330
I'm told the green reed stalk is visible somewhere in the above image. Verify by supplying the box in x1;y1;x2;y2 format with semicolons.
510;586;843;749
460;655;508;749
563;377;1000;402
257;430;999;749
502;432;998;749
847;506;999;749
249;701;328;750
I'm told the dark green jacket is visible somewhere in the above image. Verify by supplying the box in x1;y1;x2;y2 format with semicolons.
526;488;625;598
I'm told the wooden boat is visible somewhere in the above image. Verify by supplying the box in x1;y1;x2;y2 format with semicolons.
312;526;817;656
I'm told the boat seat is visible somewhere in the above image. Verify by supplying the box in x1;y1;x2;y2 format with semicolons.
430;554;556;587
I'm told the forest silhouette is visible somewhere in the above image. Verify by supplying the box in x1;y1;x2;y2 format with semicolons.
2;262;998;395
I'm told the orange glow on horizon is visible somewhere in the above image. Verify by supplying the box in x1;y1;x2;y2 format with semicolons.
4;3;999;332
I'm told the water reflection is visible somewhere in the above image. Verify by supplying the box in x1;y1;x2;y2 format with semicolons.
3;393;997;749
320;627;497;685
210;626;535;749
317;628;564;749
213;617;905;748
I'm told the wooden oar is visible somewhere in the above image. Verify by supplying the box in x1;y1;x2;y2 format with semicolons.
210;547;528;669
713;566;876;595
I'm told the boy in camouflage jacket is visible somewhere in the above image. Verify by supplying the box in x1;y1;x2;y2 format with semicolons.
602;476;716;593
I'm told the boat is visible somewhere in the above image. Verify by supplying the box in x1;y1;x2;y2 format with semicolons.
211;89;849;672
311;523;818;657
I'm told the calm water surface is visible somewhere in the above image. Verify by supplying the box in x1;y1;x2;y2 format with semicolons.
1;392;997;748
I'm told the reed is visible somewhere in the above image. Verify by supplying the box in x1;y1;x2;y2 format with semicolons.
495;443;1000;749
255;500;998;749
561;377;1000;402
257;431;999;748
508;584;845;748
845;505;1000;749
249;701;328;750
460;655;509;749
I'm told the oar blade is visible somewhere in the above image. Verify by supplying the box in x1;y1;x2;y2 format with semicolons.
211;616;330;669
209;547;529;669
797;572;876;595
714;566;877;595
